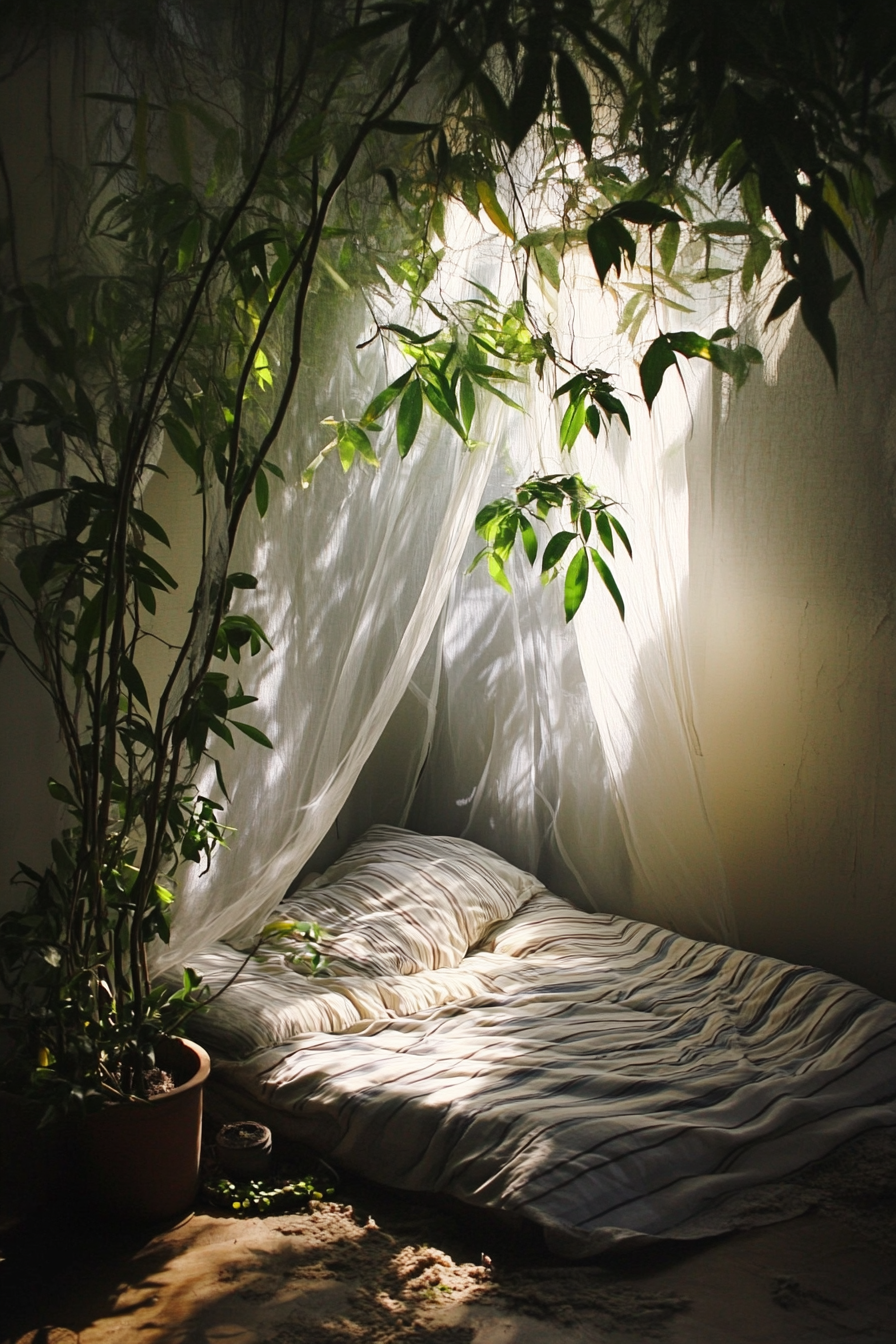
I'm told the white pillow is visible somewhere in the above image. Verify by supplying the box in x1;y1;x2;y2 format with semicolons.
280;826;545;976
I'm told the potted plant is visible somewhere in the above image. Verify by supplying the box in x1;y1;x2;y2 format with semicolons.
0;0;888;1220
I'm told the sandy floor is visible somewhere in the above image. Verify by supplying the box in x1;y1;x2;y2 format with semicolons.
3;1131;896;1344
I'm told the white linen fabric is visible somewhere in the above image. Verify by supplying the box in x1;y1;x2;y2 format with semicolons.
282;826;545;976
152;243;504;969
158;202;741;965
389;259;739;945
183;829;896;1254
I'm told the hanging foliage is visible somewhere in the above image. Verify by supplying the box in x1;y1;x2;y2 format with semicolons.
0;0;893;1115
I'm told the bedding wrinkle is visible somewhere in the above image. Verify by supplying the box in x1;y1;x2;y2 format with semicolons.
182;828;896;1253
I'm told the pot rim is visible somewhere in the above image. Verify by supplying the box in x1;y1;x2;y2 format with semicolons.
150;1036;211;1102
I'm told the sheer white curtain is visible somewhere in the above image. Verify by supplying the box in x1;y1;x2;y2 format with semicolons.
409;255;737;943
158;215;741;966
153;298;495;970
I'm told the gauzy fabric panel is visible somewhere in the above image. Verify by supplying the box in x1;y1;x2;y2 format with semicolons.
152;279;501;971
189;830;896;1254
407;255;736;944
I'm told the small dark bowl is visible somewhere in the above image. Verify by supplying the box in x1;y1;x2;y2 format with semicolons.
215;1121;273;1180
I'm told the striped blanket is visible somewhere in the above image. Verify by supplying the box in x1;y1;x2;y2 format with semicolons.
185;828;896;1254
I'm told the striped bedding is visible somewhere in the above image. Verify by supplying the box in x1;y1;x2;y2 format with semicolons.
185;827;896;1255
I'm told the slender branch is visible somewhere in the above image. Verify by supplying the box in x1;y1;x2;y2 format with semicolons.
0;136;22;289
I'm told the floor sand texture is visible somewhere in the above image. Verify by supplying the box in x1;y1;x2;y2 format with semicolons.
2;1130;895;1344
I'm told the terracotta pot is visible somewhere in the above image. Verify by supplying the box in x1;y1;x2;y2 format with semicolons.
0;1089;69;1222
76;1036;210;1222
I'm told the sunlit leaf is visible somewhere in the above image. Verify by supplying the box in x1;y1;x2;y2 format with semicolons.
459;372;476;432
476;181;515;240
519;516;538;565
564;548;589;622
542;530;576;571
360;367;414;427
590;550;625;619
396;379;423;457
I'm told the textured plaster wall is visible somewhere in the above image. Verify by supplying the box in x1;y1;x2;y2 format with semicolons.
689;252;896;999
0;37;84;911
1;34;895;995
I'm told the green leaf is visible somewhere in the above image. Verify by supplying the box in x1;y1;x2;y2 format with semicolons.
473;73;512;146
131;508;170;547
595;511;614;553
564;548;589;622
119;654;151;711
396;379;423;457
360;367;414;427
590;550;625;619
226;571;258;593
377;119;439;135
542;530;577;572
586;216;636;285
177;216;201;272
465;371;524;411
487;553;513;593
555;52;592;158
1;487;66;524
421;381;466;441
593;388;631;435
639;335;677;410
657;220;680;274
668;331;712;360
163;414;201;474
254;469;269;517
609;514;633;558
476;181;514;240
137;581;157;615
376;167;400;210
47;778;76;807
609;201;682;227
559;394;587;450
168;102;193;189
519;516;538;566
533;244;561;291
384;323;442;344
207;717;235;749
232;721;274;749
459;373;476;432
327;11;411;52
509;50;552;152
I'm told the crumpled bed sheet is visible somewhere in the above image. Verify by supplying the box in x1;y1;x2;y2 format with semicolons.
181;828;896;1255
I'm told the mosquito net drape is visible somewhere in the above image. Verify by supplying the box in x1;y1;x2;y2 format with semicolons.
152;294;496;969
407;253;737;944
159;226;739;966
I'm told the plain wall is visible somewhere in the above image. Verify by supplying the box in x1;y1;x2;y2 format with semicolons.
689;251;896;998
1;29;895;996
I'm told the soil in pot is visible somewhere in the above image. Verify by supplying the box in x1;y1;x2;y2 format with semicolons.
216;1121;273;1179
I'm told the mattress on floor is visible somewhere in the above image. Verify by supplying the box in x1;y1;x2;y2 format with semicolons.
181;826;896;1255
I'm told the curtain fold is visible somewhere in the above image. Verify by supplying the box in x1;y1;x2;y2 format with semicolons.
152;289;496;970
409;254;737;943
158;221;740;967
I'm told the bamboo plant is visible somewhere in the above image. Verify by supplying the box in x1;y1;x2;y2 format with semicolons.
0;0;892;1115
